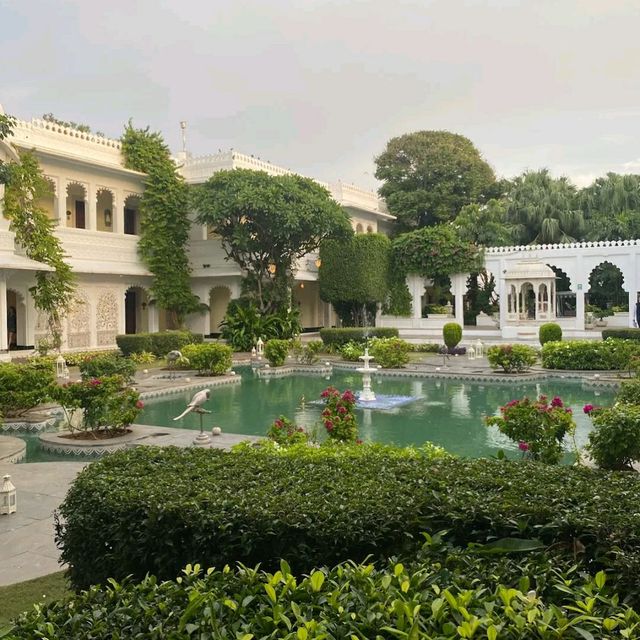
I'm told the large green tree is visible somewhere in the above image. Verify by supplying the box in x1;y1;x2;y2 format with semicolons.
374;131;496;232
319;233;390;326
455;199;513;247
506;169;585;244
121;123;200;328
192;169;352;314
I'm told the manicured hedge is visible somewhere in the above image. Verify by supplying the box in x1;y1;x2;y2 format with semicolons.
0;363;54;417
78;354;136;382
319;327;398;348
602;328;640;341
116;331;203;357
10;554;631;639
181;343;232;375
57;446;640;597
541;338;640;370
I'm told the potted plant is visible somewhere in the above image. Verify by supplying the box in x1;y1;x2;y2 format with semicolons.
593;307;614;327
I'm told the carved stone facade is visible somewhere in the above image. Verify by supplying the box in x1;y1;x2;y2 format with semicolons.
96;290;119;346
66;291;91;349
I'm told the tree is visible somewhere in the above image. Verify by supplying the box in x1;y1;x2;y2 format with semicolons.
374;131;496;232
455;199;513;247
192;169;352;314
121;123;201;328
319;233;390;326
506;169;585;244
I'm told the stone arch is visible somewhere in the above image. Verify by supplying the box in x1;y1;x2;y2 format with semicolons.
355;223;363;234
96;188;114;232
547;264;574;317
124;194;142;235
209;286;231;334
67;292;91;349
588;261;626;310
124;286;150;335
37;177;57;220
65;181;87;229
96;291;119;346
366;224;374;233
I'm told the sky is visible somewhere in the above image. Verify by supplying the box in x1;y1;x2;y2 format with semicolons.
2;0;640;190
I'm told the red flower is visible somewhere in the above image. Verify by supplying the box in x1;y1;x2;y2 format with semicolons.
338;406;347;414
550;396;563;408
135;400;144;409
274;419;284;429
583;404;594;414
89;378;102;386
518;441;529;452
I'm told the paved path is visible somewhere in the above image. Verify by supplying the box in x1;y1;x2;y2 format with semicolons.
0;462;85;586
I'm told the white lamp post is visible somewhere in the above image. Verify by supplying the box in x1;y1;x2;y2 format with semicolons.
56;354;66;378
1;475;16;515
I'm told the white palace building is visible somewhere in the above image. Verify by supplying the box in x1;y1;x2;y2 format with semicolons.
0;106;639;357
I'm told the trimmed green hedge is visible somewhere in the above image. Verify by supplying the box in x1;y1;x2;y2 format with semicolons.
319;327;398;348
602;328;640;341
0;363;54;418
10;554;632;639
181;343;232;375
539;322;562;345
57;446;640;597
116;331;203;357
78;354;136;382
541;338;640;370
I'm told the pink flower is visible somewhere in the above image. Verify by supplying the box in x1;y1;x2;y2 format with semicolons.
551;396;563;408
518;441;529;452
583;404;594;414
338;406;347;414
565;408;573;414
89;378;101;386
320;390;329;399
135;400;144;409
342;390;355;402
324;420;334;432
274;419;284;429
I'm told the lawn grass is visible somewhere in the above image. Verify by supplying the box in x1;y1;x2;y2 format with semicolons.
0;572;68;634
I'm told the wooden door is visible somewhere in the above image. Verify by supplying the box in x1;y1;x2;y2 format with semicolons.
75;200;86;229
124;208;136;235
125;291;136;334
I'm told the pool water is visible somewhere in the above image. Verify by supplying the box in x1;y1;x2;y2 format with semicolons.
137;369;614;460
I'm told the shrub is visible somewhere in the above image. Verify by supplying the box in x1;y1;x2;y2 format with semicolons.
487;344;537;373
413;342;441;353
52;375;142;435
319;327;398;348
266;415;308;446
340;341;364;361
78;354;136;382
56;445;640;596
128;350;156;364
64;350;120;367
587;403;640;470
541;338;640;370
264;339;290;367
10;560;636;639
0;363;55;418
320;386;358;442
485;395;575;464
149;330;203;357
603;328;640;341
442;322;462;350
291;339;323;364
116;333;152;356
370;336;411;368
539;322;562;345
617;377;640;404
181;343;232;375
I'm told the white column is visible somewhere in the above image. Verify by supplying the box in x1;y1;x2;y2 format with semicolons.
57;180;67;225
87;184;97;231
147;305;159;333
407;274;423;320
0;278;7;351
24;293;36;347
118;290;127;336
575;286;585;331
451;273;467;327
115;193;124;234
498;259;507;329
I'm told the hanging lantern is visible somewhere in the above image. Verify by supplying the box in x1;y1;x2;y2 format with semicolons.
56;354;66;378
1;475;16;515
315;258;322;268
300;282;305;289
268;263;276;274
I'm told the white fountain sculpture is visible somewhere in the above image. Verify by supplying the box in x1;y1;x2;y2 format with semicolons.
356;347;377;402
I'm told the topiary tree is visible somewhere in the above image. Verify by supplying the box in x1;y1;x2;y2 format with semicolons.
539;323;562;345
443;323;462;351
319;233;390;326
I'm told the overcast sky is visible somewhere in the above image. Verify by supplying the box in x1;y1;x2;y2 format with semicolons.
2;0;640;190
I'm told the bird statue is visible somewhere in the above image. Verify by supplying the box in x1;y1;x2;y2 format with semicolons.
173;389;211;421
167;350;183;363
166;350;189;380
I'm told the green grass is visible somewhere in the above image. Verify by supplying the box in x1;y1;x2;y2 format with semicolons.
0;572;68;634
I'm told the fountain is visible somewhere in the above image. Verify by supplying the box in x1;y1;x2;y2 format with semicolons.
356;347;377;402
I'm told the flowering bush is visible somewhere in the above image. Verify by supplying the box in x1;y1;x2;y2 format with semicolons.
52;374;143;436
266;415;308;446
370;337;411;368
587;404;640;470
320;386;358;442
340;341;365;361
487;344;537;373
485;395;575;464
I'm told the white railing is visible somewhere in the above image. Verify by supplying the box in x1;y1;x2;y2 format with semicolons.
485;239;640;253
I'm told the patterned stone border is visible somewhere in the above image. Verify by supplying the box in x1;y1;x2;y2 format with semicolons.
0;436;26;464
256;364;332;378
138;374;242;401
1;417;56;433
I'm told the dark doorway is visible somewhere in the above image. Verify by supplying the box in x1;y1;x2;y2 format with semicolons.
75;200;86;229
124;208;136;235
125;290;137;334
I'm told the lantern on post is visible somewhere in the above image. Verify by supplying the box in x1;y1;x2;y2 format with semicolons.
256;337;264;357
1;475;16;515
56;354;66;378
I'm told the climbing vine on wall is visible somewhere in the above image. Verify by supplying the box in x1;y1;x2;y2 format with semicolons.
2;151;76;348
120;123;200;327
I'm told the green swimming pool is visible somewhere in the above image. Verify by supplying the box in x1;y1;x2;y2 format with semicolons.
137;369;614;460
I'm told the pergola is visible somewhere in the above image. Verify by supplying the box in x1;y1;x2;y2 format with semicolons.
504;261;556;324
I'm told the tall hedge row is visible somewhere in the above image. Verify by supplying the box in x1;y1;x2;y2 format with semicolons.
541;338;640;370
116;330;203;356
57;446;640;597
319;326;399;347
